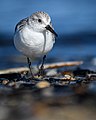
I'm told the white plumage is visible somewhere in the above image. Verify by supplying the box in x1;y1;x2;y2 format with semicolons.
14;11;57;60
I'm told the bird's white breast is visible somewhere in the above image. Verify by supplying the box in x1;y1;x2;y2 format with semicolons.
14;25;54;58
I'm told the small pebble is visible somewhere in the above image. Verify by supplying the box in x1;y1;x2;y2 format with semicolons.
8;82;16;87
36;81;50;89
2;79;9;85
65;75;71;79
61;75;75;80
46;69;57;76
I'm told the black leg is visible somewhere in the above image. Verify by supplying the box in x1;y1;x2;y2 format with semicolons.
38;55;46;76
27;57;34;78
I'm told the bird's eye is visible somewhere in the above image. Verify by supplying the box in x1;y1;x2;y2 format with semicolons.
38;19;42;23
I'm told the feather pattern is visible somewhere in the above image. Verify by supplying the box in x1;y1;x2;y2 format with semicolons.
15;17;28;32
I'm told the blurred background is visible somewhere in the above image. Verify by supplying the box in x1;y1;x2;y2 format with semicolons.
0;0;96;69
0;1;96;120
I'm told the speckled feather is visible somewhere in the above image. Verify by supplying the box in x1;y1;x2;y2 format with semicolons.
31;11;50;22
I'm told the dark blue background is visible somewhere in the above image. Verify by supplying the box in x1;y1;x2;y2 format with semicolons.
1;0;96;34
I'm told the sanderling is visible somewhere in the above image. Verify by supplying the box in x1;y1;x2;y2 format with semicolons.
14;11;58;77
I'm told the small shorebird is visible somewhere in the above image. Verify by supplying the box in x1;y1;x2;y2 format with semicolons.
14;11;58;78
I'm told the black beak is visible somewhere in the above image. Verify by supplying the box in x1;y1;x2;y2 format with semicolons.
45;25;58;37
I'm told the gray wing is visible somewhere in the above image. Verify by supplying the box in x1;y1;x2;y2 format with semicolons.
15;17;28;32
50;22;56;42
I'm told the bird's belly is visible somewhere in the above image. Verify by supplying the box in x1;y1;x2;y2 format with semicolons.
14;28;54;58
